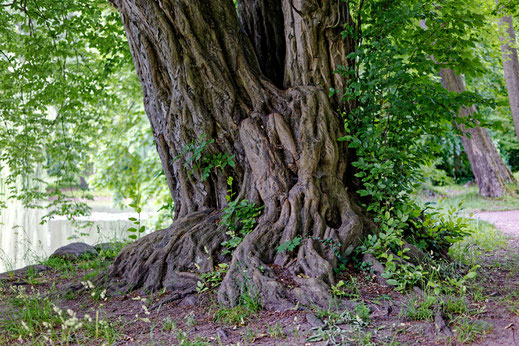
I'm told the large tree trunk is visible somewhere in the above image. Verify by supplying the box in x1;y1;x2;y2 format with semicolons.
497;13;519;143
105;0;366;309
440;68;516;197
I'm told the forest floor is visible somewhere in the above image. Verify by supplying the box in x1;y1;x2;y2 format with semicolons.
0;187;518;345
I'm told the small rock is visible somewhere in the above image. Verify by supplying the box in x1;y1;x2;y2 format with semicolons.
216;327;228;340
178;295;198;306
306;313;324;328
434;310;453;337
413;286;424;297
363;253;389;286
337;300;358;311
50;242;98;260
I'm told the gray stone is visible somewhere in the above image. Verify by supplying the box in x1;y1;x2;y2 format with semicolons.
363;253;389;286
306;313;324;328
50;242;98;260
413;286;424;297
178;295;198;307
434;310;453;337
216;327;228;340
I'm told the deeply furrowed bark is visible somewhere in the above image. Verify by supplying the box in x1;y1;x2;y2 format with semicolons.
440;68;516;197
106;0;366;308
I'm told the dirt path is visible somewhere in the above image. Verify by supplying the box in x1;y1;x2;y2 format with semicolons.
472;210;519;346
473;210;519;236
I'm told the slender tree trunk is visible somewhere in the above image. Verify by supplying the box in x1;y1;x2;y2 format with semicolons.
497;13;519;143
440;68;515;197
105;0;367;309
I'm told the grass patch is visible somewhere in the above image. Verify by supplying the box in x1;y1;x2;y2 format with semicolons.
0;287;119;344
307;305;371;344
416;184;519;213
451;318;492;343
450;220;508;265
213;287;262;326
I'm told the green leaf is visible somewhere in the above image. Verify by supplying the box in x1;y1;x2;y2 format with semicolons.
386;279;399;286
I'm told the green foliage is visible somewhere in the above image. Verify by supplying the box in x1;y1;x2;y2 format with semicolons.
196;263;229;294
175;134;235;181
339;0;487;216
409;202;471;253
221;177;263;254
127;202;146;241
420;161;455;187
336;0;491;293
0;0;135;220
87;68;172;228
276;236;301;253
0;1;172;229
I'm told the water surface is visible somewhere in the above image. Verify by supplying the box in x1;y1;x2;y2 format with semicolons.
0;200;149;273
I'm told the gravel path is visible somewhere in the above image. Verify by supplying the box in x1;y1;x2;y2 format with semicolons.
472;210;519;237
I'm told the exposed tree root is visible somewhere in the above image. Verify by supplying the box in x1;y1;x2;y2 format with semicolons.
103;210;227;294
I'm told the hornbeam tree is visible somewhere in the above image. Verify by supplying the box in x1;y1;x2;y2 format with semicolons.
105;0;368;308
102;0;496;308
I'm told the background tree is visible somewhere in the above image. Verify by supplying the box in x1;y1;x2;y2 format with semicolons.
440;68;516;197
496;3;519;143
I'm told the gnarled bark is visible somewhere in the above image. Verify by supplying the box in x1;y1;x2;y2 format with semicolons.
440;68;516;197
105;0;366;308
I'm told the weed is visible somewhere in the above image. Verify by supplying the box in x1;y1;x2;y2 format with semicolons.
266;322;286;338
277;236;302;254
176;330;211;345
354;303;371;323
175;134;235;181
213;281;262;326
184;311;197;328
242;328;256;342
449;220;507;266
451;318;492;343
331;277;361;300
0;286;118;344
127;202;146;240
402;295;437;321
309;305;371;344
162;316;177;332
221;177;263;254
196;263;229;294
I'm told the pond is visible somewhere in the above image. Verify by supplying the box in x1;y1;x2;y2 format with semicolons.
0;199;150;273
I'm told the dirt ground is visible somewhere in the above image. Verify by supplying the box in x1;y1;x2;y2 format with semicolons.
471;211;519;346
1;211;519;345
